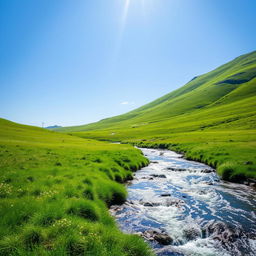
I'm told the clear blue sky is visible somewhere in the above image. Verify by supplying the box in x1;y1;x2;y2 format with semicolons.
0;0;255;127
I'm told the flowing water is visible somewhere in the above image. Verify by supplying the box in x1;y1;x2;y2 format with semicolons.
110;148;256;256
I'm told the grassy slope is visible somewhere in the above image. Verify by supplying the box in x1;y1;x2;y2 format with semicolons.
0;118;153;256
55;51;256;182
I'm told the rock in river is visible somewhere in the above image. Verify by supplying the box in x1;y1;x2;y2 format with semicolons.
183;226;202;241
142;229;173;245
150;174;167;178
160;193;171;197
143;202;161;207
201;169;214;173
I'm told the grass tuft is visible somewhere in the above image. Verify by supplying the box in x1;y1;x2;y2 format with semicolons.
66;200;100;222
22;226;44;250
82;187;95;200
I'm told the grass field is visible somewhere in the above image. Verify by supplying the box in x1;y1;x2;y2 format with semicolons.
0;118;153;256
54;51;256;182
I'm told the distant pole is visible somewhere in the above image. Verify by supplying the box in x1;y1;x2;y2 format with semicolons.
42;122;44;128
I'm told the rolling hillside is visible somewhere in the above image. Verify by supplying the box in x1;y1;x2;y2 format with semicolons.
55;51;256;132
54;51;256;182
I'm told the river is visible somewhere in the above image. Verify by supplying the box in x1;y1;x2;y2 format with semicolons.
110;148;256;256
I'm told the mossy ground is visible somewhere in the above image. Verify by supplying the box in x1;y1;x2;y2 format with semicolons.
0;118;153;256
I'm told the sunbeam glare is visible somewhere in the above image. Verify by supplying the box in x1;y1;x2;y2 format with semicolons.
122;0;131;26
120;0;153;34
111;0;155;71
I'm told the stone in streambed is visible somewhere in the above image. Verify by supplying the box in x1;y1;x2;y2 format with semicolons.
150;174;167;178
142;229;173;245
166;167;175;171
160;193;171;197
143;202;154;207
183;226;201;240
204;181;214;185
166;198;185;207
141;176;155;180
201;169;214;173
166;167;187;172
143;202;161;207
203;221;244;246
154;233;173;245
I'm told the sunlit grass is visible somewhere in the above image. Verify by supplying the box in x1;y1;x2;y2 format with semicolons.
0;118;153;255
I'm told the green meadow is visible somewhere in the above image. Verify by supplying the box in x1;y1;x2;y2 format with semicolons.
0;118;153;255
55;51;256;182
1;51;255;256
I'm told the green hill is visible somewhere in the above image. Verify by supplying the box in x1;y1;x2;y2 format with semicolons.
55;51;256;182
0;118;152;255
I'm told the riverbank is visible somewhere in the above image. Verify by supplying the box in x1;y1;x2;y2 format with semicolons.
62;120;256;185
67;129;256;185
126;138;256;186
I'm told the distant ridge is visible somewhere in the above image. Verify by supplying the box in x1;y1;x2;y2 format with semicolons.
46;125;62;129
